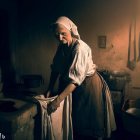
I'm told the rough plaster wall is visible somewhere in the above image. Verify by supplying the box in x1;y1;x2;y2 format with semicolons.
16;0;140;93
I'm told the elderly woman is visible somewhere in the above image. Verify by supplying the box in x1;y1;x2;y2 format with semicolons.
45;16;116;140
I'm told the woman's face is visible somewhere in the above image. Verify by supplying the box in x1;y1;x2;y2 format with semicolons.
53;24;72;46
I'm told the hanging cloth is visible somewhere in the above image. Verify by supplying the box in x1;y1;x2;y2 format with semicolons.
34;95;73;140
127;15;137;70
137;33;140;62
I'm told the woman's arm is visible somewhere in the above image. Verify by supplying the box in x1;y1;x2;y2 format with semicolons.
57;83;76;103
47;83;76;114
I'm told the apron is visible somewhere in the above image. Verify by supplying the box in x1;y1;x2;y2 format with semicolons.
65;72;116;138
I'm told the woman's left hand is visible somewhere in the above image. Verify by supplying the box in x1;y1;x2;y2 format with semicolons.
47;98;60;115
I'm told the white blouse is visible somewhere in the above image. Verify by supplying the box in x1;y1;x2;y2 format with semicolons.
51;40;96;85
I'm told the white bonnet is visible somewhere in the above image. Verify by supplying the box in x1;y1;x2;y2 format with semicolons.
53;16;80;39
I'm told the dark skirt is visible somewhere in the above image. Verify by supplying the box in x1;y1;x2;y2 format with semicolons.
59;72;116;138
72;72;105;137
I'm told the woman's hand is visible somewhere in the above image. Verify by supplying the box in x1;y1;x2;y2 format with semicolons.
47;98;60;115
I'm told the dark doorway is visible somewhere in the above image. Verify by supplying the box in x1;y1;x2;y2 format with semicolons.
0;10;15;94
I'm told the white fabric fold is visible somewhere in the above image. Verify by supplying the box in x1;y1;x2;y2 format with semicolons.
34;94;73;140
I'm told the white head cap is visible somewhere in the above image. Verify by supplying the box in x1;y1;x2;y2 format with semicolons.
53;16;80;39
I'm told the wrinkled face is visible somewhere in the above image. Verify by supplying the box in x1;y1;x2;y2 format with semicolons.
53;24;72;46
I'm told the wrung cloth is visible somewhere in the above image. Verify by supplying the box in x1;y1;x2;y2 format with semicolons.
34;94;73;140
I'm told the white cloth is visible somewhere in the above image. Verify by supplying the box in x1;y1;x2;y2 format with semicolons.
34;95;73;140
54;16;80;39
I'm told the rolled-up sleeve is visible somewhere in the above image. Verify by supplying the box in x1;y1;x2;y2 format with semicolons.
68;46;88;85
